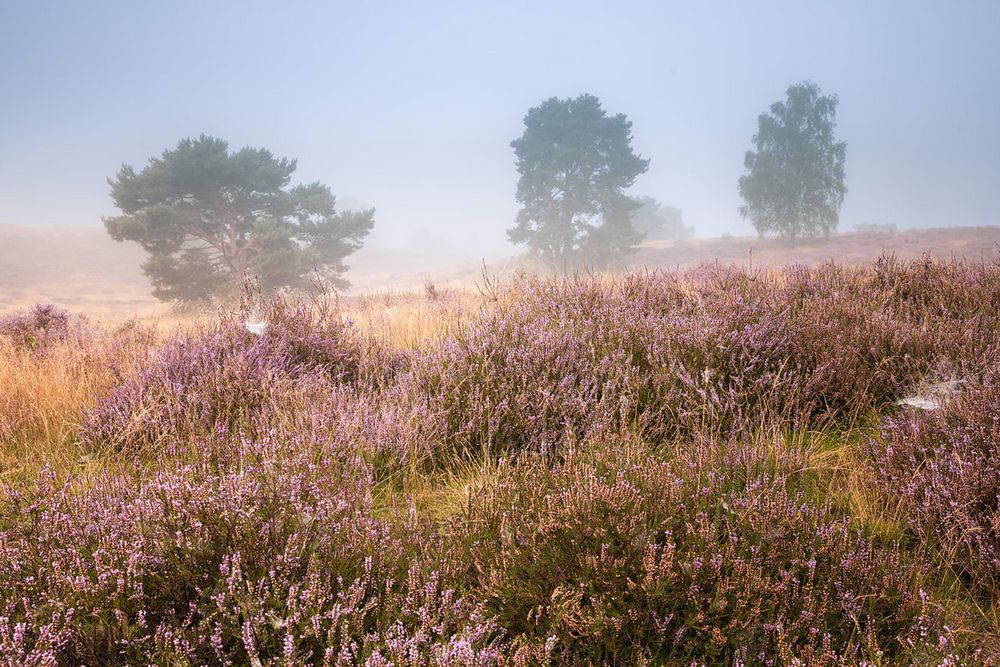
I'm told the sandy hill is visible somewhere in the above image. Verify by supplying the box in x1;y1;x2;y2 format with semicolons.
0;224;157;318
633;226;1000;270
2;224;998;318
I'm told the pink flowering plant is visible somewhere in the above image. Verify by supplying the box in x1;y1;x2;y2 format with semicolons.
3;256;1000;662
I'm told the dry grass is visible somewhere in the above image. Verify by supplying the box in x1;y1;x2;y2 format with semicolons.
0;288;472;487
0;287;465;466
343;289;480;350
375;452;503;522
0;338;113;483
0;317;174;484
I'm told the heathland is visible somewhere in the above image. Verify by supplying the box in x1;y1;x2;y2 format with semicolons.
1;231;999;663
3;223;1000;317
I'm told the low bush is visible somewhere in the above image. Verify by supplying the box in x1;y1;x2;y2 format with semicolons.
0;304;84;353
80;293;373;452
0;436;502;665
867;360;1000;603
413;272;814;461
446;440;960;665
7;257;1000;662
413;259;1000;462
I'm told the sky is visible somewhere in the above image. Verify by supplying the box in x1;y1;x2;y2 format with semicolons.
2;0;999;260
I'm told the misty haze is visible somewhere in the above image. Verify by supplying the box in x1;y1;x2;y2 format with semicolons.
2;1;999;663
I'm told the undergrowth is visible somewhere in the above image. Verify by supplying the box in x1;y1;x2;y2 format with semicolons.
1;256;999;664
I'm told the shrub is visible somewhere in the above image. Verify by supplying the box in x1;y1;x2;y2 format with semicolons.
414;259;1000;464
80;293;371;452
867;360;1000;602
238;377;448;485
435;273;795;456
446;440;956;665
0;304;82;353
778;263;938;417
0;437;502;664
411;270;850;461
6;257;1000;662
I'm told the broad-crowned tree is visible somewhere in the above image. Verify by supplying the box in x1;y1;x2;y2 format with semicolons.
509;94;649;269
104;135;373;302
738;82;847;242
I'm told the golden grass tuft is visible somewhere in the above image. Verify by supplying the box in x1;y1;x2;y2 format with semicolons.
0;339;109;482
343;287;490;350
0;321;163;483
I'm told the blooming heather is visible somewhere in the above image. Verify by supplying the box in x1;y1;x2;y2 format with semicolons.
445;441;958;664
4;256;1000;662
412;259;1000;462
0;304;84;353
80;293;373;452
868;358;1000;603
0;437;503;664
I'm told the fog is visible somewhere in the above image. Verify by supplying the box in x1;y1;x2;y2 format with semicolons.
2;0;999;267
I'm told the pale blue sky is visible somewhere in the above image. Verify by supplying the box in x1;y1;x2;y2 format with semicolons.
2;1;998;258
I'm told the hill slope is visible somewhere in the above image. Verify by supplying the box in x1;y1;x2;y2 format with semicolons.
2;223;999;317
633;226;1000;270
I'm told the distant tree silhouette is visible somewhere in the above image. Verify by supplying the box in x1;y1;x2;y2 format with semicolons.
632;197;692;241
